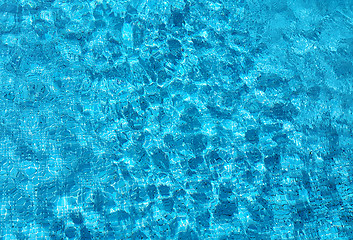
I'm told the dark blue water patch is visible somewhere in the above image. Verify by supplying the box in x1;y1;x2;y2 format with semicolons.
188;134;207;154
301;170;312;191
158;185;170;197
246;147;263;163
162;197;174;213
131;230;148;240
119;162;133;180
207;105;233;120
36;205;54;222
0;3;20;14
188;155;204;169
220;232;249;240
256;73;287;90
108;210;130;222
180;114;202;133
151;149;170;171
15;143;35;161
92;190;106;212
307;85;321;99
214;200;238;221
171;10;185;28
80;226;93;240
146;185;158;200
65;226;77;239
245;128;259;144
70;211;84;225
191;193;208;203
173;188;187;198
196;211;210;228
15;231;27;240
219;184;233;201
130;186;145;203
272;133;289;145
51;218;65;232
192;37;212;51
177;228;199;240
333;59;353;77
264;154;281;172
265;102;299;121
294;201;314;223
163;133;177;149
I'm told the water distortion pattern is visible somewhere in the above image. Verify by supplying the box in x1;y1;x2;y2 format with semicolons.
0;0;353;239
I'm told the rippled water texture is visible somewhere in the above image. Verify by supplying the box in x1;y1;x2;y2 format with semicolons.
0;0;353;239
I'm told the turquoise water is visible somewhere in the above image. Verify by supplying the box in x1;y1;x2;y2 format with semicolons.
0;0;353;239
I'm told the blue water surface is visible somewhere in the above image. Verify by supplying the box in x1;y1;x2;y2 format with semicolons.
0;0;353;239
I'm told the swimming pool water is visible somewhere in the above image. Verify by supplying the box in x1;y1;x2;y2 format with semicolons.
0;0;353;239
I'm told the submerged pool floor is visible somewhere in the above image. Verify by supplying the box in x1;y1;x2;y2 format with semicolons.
0;0;353;239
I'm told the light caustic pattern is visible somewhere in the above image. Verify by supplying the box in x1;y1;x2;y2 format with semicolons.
0;0;353;239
